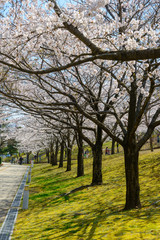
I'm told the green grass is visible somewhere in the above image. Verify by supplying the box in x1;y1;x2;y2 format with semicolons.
12;149;160;240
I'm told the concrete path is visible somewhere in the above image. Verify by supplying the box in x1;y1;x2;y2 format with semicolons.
0;163;27;226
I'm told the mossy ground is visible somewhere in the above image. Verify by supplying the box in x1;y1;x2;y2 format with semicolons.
12;149;160;240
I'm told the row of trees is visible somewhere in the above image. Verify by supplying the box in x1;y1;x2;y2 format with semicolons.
0;0;160;210
0;108;19;162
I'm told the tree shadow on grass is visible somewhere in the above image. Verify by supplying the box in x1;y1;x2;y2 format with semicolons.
52;204;123;240
50;199;160;240
42;176;75;188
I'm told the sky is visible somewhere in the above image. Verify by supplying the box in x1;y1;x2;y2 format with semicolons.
58;0;70;7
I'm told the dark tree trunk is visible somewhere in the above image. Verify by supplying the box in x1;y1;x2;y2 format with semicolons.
77;145;84;177
149;136;153;152
91;126;103;185
77;134;84;177
59;140;64;168
50;151;55;166
36;151;39;163
144;114;154;152
66;131;72;171
117;142;119;153
55;140;59;165
123;80;141;209
64;148;67;158
124;144;141;210
66;147;72;171
26;152;30;164
92;144;103;185
111;139;115;154
50;141;57;166
51;151;58;166
46;148;50;163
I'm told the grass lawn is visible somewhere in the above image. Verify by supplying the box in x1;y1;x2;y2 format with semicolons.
12;149;160;240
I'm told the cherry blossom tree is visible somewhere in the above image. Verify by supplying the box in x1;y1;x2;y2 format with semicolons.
1;54;160;210
0;0;160;76
0;104;9;151
0;99;21;154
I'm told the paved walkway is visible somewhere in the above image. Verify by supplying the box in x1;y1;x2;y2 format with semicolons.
0;163;27;226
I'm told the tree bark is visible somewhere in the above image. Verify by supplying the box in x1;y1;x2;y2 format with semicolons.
91;126;103;185
123;79;141;210
45;148;50;163
149;136;153;152
26;152;30;164
111;139;115;154
144;114;154;152
50;141;57;166
66;131;72;171
124;144;141;210
64;148;67;159
59;140;64;168
36;150;39;163
77;133;84;177
66;147;72;171
51;151;58;166
117;142;119;153
51;141;58;166
55;139;59;165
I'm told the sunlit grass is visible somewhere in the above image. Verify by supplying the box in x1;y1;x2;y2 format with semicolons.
12;149;160;239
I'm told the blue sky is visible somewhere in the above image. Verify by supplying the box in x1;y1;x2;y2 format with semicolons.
58;0;69;7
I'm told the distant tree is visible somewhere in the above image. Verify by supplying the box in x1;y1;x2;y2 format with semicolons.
6;138;18;156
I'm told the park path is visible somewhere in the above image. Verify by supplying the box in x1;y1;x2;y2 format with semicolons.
0;163;27;226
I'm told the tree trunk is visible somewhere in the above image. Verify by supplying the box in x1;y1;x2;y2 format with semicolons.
51;151;57;166
66;147;72;171
124;145;141;210
36;151;39;163
111;139;115;154
123;80;141;209
77;134;84;177
59;140;64;168
64;148;67;158
117;142;119;153
50;141;57;166
46;148;50;163
144;114;154;152
77;145;84;177
91;126;103;185
26;152;30;164
149;136;153;152
55;140;59;165
92;144;103;185
50;151;54;166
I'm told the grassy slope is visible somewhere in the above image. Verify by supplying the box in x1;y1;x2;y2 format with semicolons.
12;149;160;240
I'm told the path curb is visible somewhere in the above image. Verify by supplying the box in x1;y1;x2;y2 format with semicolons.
0;167;29;240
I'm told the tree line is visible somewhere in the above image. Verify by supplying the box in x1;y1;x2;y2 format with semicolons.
0;0;160;210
